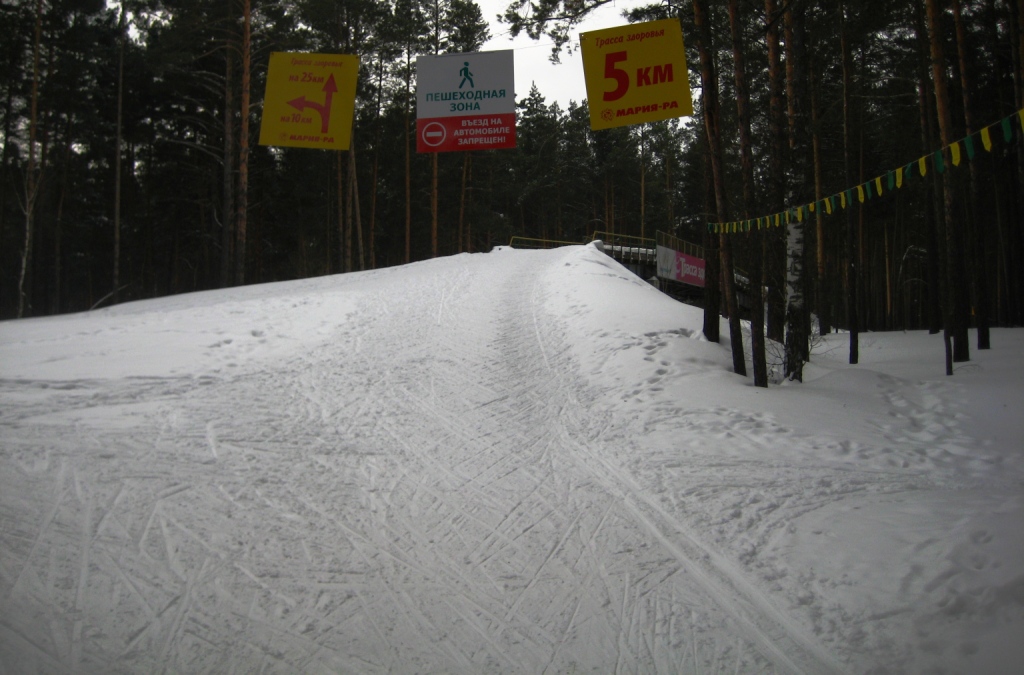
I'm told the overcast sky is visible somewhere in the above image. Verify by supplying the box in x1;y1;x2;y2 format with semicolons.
476;0;649;109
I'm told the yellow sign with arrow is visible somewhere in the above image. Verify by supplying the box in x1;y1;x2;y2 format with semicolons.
259;52;359;150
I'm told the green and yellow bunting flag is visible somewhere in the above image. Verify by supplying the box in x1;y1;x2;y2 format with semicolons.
708;107;1024;234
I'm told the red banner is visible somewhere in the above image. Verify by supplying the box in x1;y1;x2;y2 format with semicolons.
417;113;517;153
656;244;705;287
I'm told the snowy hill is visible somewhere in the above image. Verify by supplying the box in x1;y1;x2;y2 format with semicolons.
2;243;1022;673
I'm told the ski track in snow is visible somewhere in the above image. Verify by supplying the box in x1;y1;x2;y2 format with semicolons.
1;246;1021;674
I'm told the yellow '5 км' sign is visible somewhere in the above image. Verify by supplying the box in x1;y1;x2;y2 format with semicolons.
580;18;693;131
259;52;359;150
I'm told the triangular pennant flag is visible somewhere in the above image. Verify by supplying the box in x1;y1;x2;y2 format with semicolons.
857;185;865;203
918;156;928;176
981;126;993;151
896;166;904;188
935;149;945;174
1002;116;1012;142
1019;109;1024;131
809;202;816;213
964;135;975;160
951;141;961;166
825;196;833;214
887;171;895;190
875;176;883;196
775;213;781;227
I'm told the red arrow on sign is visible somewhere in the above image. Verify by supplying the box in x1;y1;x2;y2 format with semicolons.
287;74;338;133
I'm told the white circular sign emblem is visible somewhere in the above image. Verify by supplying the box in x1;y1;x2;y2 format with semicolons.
421;122;447;147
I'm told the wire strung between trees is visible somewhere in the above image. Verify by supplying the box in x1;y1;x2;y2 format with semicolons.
708;107;1024;234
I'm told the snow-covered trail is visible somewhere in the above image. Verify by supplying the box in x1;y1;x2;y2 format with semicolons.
3;245;1022;674
2;248;838;673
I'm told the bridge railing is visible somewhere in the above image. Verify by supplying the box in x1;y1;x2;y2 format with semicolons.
656;230;704;260
507;236;583;249
590;231;657;264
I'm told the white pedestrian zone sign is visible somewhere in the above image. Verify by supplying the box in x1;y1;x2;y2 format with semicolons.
416;50;516;153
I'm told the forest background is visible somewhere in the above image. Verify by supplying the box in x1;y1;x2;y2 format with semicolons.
2;0;1023;367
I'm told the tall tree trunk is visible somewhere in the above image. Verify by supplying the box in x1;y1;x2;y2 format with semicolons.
431;153;438;257
730;0;766;386
694;0;745;376
345;151;354;272
17;0;44;318
811;67;829;335
350;146;363;271
221;10;235;287
953;0;991;349
405;52;412;264
764;0;787;344
370;152;378;268
639;126;646;240
1012;0;1024;326
338;151;346;270
884;220;893;328
459;153;470;252
841;0;859;364
235;0;251;286
701;143;721;343
52;131;71;314
113;7;125;304
783;4;810;381
914;1;945;334
926;0;971;369
370;53;385;270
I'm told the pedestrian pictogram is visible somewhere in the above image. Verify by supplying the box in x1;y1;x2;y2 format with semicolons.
459;62;474;89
